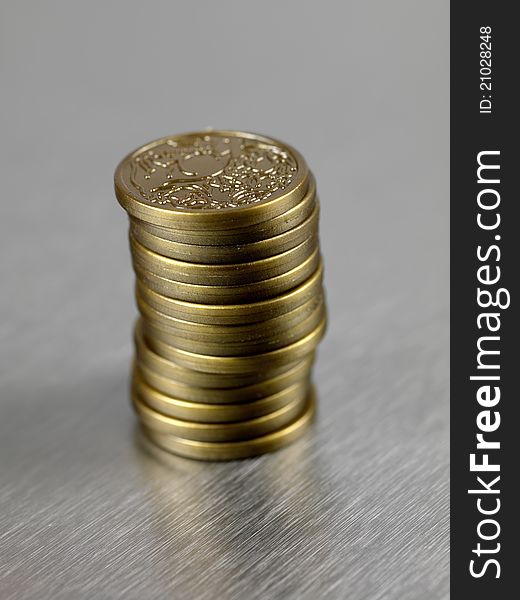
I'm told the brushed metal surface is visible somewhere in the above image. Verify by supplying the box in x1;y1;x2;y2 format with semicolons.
0;1;449;598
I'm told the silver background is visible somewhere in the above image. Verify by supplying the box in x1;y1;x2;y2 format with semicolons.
0;1;449;599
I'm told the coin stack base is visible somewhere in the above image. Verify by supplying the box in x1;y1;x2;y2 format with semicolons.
115;131;326;461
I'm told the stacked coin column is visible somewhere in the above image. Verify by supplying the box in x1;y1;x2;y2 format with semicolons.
114;131;326;460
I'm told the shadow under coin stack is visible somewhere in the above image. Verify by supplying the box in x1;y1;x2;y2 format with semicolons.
114;131;327;460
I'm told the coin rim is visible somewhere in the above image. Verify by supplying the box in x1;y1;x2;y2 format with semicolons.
135;290;323;340
132;385;308;442
130;200;319;263
144;315;327;373
142;299;326;355
141;387;315;460
133;248;320;303
130;231;318;285
136;354;314;403
135;261;324;324
132;177;317;246
133;368;309;422
134;322;307;387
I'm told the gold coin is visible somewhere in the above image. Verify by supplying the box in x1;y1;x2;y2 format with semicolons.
129;200;319;263
130;232;318;286
136;354;314;403
133;368;309;422
142;298;326;355
114;131;309;230
136;289;323;342
133;178;317;246
134;322;305;388
115;131;326;461
133;248;320;303
135;261;324;324
132;386;308;442
145;314;327;374
141;388;315;460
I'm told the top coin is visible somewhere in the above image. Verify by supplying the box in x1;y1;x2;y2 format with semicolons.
114;131;309;229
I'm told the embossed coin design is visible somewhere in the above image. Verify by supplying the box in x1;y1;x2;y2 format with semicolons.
115;131;326;460
115;131;309;229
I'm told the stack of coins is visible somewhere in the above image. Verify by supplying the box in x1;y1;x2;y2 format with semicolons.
114;131;326;460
